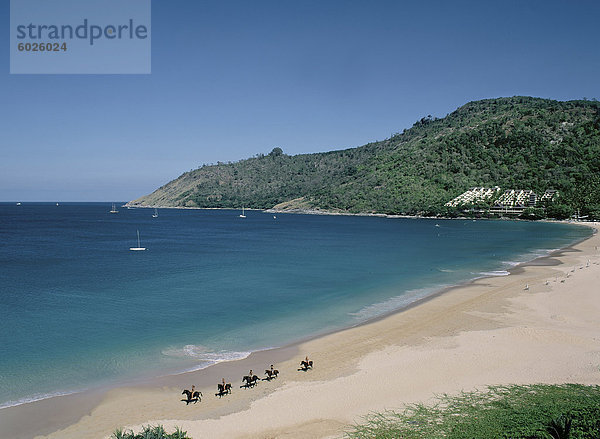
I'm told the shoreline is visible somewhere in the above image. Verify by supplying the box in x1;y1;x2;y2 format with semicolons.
124;202;597;224
1;222;598;439
124;203;411;219
0;222;589;408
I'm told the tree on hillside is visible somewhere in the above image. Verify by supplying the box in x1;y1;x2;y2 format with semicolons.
269;147;283;157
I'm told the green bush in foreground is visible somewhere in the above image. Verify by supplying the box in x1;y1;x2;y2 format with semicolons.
347;384;600;439
112;424;190;439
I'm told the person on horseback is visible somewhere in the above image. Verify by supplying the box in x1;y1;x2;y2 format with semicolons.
186;384;197;402
300;355;312;370
215;378;230;397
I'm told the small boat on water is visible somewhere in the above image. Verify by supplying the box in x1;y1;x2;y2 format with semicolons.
16;202;21;206
129;230;146;251
152;208;159;218
239;207;246;218
110;203;119;214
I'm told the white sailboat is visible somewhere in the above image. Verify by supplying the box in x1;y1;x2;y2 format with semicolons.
130;230;146;251
110;203;119;214
152;208;159;218
239;207;246;218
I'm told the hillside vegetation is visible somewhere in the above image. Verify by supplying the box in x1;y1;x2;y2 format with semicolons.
129;97;600;218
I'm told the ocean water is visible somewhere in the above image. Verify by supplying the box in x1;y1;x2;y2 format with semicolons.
0;203;591;408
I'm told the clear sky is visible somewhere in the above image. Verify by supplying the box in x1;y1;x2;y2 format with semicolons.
1;0;599;201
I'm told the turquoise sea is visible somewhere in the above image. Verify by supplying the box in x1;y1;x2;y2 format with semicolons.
0;203;591;408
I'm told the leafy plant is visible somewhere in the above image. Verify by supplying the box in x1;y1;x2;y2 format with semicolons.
546;415;572;439
111;425;190;439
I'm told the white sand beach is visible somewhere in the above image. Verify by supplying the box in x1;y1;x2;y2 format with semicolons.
2;222;599;439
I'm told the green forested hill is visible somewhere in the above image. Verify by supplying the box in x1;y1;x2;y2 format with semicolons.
129;97;600;218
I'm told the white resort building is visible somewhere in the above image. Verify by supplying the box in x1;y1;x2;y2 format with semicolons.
495;190;537;208
446;187;559;214
540;189;559;202
445;187;501;207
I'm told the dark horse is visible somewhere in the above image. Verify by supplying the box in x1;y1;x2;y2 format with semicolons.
215;383;232;397
263;369;279;380
181;389;202;404
241;375;260;388
299;360;313;371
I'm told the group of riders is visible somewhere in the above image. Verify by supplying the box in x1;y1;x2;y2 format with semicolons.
183;356;313;403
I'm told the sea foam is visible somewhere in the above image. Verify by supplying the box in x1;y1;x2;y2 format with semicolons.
0;390;79;410
349;286;444;321
161;345;252;373
479;270;510;276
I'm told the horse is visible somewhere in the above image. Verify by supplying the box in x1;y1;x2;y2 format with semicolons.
241;375;260;388
181;389;202;404
215;383;232;397
299;360;313;371
264;369;279;380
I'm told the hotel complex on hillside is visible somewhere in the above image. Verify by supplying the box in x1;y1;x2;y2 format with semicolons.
445;187;560;214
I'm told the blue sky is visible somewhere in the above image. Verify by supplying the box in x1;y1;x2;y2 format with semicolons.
1;0;599;201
